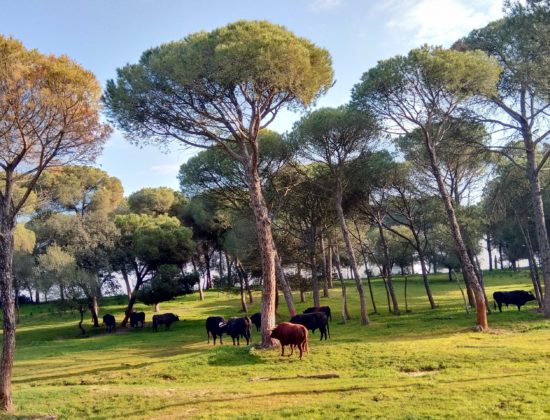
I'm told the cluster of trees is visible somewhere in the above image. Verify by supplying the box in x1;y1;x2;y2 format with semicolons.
1;0;548;412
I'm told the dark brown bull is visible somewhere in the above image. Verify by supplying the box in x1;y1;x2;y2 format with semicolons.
270;322;309;360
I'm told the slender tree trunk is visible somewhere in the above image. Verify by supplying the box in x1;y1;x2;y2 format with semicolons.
335;177;369;325
35;289;40;304
353;221;378;314
426;142;487;330
275;254;296;316
308;225;320;307
326;237;333;289
238;262;254;304
192;255;204;301
225;252;232;288
486;234;493;271
417;248;436;309
59;284;65;302
320;234;329;298
154;303;160;313
524;133;550;316
239;270;248;313
376;220;399;315
334;242;351;321
245;163;276;348
89;296;99;327
203;246;212;289
0;219;15;411
381;266;393;313
499;244;504;270
516;214;544;308
218;249;224;280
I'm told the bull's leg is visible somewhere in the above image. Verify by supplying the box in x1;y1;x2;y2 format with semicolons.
281;345;285;356
289;344;294;356
237;336;240;346
220;335;223;345
299;345;303;360
518;305;521;311
498;302;502;312
207;330;210;344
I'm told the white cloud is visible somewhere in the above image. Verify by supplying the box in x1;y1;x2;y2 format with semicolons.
308;0;343;12
150;164;180;175
385;0;503;46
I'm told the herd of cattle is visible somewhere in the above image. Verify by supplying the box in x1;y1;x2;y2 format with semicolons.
99;290;536;360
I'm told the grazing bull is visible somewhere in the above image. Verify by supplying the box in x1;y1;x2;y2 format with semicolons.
103;314;116;333
303;306;332;322
225;317;252;346
493;290;536;312
152;313;179;331
130;311;145;328
206;316;227;345
270;322;309;360
250;312;261;332
290;312;330;340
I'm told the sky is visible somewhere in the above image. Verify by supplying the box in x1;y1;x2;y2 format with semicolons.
0;0;504;195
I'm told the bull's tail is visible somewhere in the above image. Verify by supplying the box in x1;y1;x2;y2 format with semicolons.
494;300;496;311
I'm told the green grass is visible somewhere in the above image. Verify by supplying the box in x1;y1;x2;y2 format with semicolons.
7;270;550;419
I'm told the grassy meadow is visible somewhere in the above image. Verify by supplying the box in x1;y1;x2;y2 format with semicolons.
8;270;550;419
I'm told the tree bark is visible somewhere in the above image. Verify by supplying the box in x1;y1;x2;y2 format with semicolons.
335;177;369;325
352;222;378;314
486;234;493;271
320;234;329;298
89;296;100;327
154;303;160;313
326;237;334;289
275;254;296;317
245;163;276;348
203;245;212;289
376;220;399;315
333;242;351;321
0;219;15;411
524;135;550;316
308;225;321;308
238;270;248;313
426;142;487;330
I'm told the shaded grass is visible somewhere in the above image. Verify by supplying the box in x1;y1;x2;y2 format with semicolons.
6;269;550;419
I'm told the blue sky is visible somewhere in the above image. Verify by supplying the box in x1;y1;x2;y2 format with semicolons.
1;0;503;194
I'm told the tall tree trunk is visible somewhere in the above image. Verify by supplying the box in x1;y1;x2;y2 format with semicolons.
275;254;296;316
154;303;160;313
308;225;320;308
192;255;204;301
320;234;329;298
516;214;544;308
225;252;232;288
353;221;378;314
417;247;436;309
238;269;248;313
246;163;276;348
426;142;487;330
524;132;550;316
0;219;15;411
35;289;40;304
237;262;254;304
120;269;147;327
218;249;224;281
78;306;86;336
486;234;493;271
335;177;369;325
203;245;212;289
326;237;334;289
89;296;100;327
59;284;65;303
499;244;504;270
333;242;351;321
376;220;399;315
